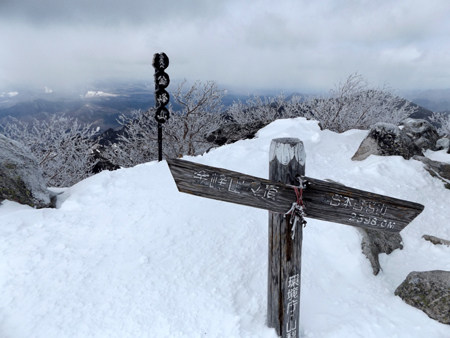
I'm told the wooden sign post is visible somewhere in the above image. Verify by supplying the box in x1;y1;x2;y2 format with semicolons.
152;52;170;162
167;137;424;338
268;138;305;337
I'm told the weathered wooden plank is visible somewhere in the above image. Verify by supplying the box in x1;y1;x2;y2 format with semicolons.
166;159;424;233
268;138;304;338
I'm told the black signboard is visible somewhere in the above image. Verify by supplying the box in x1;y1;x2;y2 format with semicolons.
155;88;170;108
155;107;170;123
154;71;170;89
152;52;171;162
152;53;169;71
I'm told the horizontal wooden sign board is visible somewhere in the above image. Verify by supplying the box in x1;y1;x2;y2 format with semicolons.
167;159;424;233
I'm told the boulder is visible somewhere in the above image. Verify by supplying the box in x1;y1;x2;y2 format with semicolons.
413;156;450;189
0;134;53;208
423;235;450;247
401;118;440;151
352;123;423;161
395;270;450;325
357;228;403;275
435;138;450;152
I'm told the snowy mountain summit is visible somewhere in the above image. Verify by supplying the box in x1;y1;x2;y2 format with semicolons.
1;118;449;337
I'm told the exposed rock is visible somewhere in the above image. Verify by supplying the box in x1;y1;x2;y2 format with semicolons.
436;138;450;152
423;235;450;247
0;134;53;208
413;156;450;189
92;148;120;174
352;123;423;161
401;118;440;151
206;120;268;146
395;270;450;325
357;228;403;275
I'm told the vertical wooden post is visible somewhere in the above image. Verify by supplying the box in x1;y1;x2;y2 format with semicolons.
268;138;305;338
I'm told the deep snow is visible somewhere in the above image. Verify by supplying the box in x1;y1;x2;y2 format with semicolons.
1;117;450;337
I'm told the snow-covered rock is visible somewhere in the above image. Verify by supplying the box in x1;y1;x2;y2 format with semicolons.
423;234;450;247
395;270;450;325
401;118;439;151
352;122;423;160
413;155;450;189
358;228;403;276
0;134;53;208
436;138;450;152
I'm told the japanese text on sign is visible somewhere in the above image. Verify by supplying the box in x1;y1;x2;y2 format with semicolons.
192;170;280;201
157;75;169;87
156;92;169;105
329;193;388;216
328;193;395;229
286;273;300;338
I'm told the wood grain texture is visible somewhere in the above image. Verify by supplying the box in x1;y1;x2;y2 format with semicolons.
268;138;304;338
166;159;424;233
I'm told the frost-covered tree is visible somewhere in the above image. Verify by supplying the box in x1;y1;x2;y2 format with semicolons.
300;72;417;132
101;109;158;167
1;115;99;187
102;80;226;167
228;93;292;124
429;111;450;137
164;80;225;157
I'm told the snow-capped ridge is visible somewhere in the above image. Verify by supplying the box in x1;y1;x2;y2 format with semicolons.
0;91;19;97
84;91;119;98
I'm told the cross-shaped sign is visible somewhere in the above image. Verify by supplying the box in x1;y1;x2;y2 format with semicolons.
167;138;424;338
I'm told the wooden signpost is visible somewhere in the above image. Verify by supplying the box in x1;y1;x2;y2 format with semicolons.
167;138;424;338
152;52;170;162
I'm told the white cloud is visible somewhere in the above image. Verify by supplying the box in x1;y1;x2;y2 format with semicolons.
1;0;450;92
380;46;423;64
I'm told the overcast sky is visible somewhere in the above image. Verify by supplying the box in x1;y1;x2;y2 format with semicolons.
1;0;450;93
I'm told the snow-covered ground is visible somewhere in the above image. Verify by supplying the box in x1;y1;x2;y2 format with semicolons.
1;118;450;337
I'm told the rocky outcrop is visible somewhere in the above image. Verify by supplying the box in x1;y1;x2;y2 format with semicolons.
357;228;403;275
413;156;450;189
423;235;450;247
352;123;423;161
395;270;450;325
401;118;440;151
0;134;53;208
436;138;450;153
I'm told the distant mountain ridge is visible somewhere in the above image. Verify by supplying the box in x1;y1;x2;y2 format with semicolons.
401;88;450;112
0;82;250;131
0;82;445;131
0;82;158;131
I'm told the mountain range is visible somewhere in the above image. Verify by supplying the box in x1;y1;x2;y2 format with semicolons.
0;82;448;132
0;81;251;132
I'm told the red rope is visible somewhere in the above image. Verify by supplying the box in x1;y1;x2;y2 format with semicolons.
293;186;304;207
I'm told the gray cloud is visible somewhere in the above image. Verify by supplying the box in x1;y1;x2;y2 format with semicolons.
1;0;450;93
0;0;228;26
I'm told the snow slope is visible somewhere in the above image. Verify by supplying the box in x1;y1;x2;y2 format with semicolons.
1;117;450;337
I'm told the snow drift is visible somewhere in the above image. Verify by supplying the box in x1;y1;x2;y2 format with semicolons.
1;117;449;337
